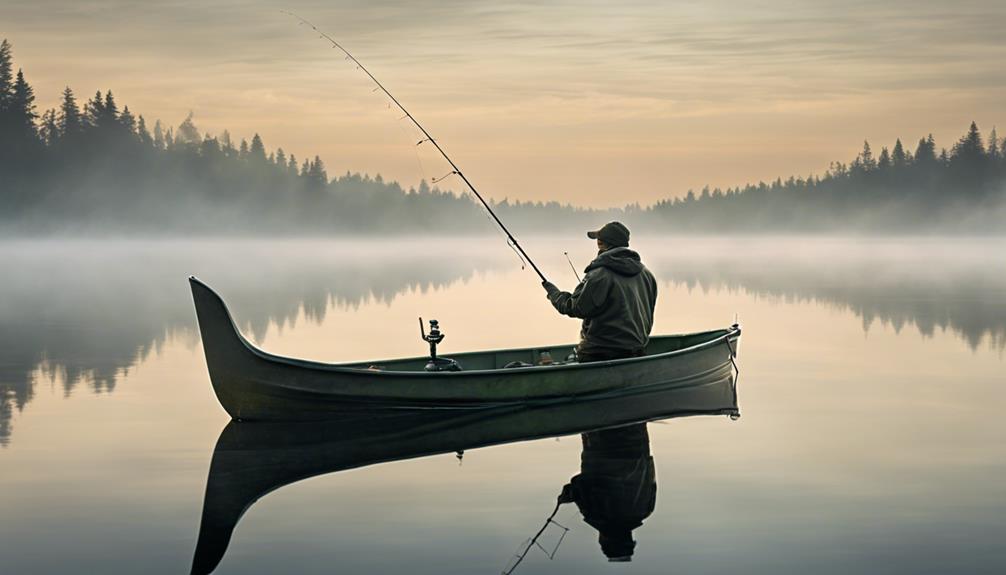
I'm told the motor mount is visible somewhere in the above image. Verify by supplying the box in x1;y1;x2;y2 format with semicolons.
419;317;461;372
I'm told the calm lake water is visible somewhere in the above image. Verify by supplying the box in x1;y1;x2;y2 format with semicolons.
1;237;1004;574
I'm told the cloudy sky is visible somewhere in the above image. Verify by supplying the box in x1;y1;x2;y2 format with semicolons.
5;0;1005;206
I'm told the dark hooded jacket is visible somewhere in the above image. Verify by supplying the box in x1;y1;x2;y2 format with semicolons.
547;247;657;355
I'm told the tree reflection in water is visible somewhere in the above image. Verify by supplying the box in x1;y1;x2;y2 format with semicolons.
0;240;501;445
2;237;1003;445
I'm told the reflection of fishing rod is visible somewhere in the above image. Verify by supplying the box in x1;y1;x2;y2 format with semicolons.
563;252;581;282
282;11;548;284
502;500;569;574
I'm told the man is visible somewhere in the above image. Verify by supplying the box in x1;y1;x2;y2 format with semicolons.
542;221;657;362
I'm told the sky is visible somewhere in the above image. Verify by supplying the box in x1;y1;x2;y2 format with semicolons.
5;0;1005;207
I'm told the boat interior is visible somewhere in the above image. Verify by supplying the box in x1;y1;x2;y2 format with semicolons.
339;329;733;372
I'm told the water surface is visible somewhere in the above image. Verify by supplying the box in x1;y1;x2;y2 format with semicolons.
1;237;1003;574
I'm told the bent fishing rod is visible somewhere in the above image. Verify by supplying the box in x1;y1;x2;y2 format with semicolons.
282;11;548;283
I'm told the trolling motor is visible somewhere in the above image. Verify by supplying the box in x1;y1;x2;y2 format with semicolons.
419;317;462;372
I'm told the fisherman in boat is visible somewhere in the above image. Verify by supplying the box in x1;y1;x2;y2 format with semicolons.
542;221;657;363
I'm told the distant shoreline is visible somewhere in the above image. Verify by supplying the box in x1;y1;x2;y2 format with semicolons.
3;231;1005;241
3;38;1005;237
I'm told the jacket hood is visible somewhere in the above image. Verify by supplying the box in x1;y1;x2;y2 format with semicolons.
585;247;644;277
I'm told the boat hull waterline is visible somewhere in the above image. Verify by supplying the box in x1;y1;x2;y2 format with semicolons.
189;276;741;421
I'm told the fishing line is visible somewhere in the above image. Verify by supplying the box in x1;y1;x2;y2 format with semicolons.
473;196;526;270
507;237;527;271
431;170;458;184
282;10;548;283
336;32;451;215
350;58;516;269
395;118;429;186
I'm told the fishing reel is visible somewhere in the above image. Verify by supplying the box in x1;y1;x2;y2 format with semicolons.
419;317;461;372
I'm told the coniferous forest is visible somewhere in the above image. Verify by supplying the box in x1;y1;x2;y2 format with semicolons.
1;38;1004;235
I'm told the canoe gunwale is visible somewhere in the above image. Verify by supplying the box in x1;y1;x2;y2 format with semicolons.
189;276;741;377
247;330;741;377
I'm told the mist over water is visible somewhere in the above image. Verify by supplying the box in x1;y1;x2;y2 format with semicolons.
1;236;1004;574
644;237;1006;351
0;238;504;443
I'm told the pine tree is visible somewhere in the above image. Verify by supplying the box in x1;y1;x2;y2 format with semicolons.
200;135;221;159
10;69;38;140
39;109;59;145
102;91;119;126
249;133;267;163
275;147;287;168
239;138;249;160
58;87;83;138
311;154;327;181
119;105;137;136
219;130;235;157
877;146;891;170
914;135;937;167
952;121;985;159
0;39;13;108
153;119;165;150
859;141;876;171
137;115;152;146
176;111;200;146
0;39;14;172
84;90;105;129
949;121;987;180
287;154;298;177
987;127;1000;165
891;138;908;169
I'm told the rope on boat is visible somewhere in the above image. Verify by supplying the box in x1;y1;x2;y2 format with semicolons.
725;335;741;420
725;336;740;386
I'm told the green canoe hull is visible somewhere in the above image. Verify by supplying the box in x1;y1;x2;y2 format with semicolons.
189;276;741;421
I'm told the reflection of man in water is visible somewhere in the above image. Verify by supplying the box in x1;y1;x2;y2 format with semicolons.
558;423;656;562
542;221;657;362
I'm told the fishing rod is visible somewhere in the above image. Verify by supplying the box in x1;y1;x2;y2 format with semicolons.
282;11;548;283
563;252;581;282
502;500;568;574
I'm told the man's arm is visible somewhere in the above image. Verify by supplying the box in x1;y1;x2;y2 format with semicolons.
542;273;610;319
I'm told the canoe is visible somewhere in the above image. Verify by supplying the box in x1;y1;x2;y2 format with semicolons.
189;276;741;421
191;380;740;574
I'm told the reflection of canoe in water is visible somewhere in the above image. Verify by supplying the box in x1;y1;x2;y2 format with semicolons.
189;277;741;421
190;381;740;575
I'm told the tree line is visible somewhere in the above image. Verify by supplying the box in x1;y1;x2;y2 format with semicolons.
2;38;1004;235
0;40;504;234
646;123;1006;232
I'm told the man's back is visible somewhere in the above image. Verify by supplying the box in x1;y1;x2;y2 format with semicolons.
546;246;657;357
